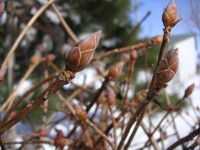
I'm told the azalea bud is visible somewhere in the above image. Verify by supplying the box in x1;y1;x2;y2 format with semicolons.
39;130;49;136
162;0;181;28
0;2;5;17
130;50;138;61
0;66;7;82
106;88;116;106
184;83;195;98
97;91;106;104
46;54;57;62
131;90;147;107
120;54;130;63
54;130;72;148
156;49;179;87
74;105;88;121
45;54;57;65
55;129;65;139
30;54;41;64
108;62;124;80
66;30;101;72
151;35;163;45
54;138;73;148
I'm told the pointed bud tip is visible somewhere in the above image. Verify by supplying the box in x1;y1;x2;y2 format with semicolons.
184;83;195;97
94;30;102;35
66;30;102;72
162;0;180;28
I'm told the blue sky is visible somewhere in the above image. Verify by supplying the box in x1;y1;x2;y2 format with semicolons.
131;0;200;53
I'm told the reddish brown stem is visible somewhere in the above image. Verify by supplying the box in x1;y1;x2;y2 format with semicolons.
0;70;74;134
92;40;155;61
117;26;172;150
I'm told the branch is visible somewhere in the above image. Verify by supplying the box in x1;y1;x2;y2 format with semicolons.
167;126;200;150
1;0;55;68
0;70;74;134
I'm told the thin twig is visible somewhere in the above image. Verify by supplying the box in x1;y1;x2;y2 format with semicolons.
86;119;115;150
1;0;55;68
167;126;200;150
0;70;74;134
117;26;172;150
3;72;59;122
109;106;117;150
49;1;78;43
124;111;146;150
92;40;155;61
1;61;41;112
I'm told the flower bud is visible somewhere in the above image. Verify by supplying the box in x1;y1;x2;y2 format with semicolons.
130;50;138;62
39;130;49;136
151;35;163;45
97;91;106;104
54;130;72;149
131;90;147;107
54;138;73;148
74;105;88;121
46;54;57;62
106;88;116;106
66;30;101;72
120;54;130;63
156;48;179;86
30;54;41;64
162;0;181;27
55;129;64;139
0;2;5;17
108;62;124;80
184;83;195;98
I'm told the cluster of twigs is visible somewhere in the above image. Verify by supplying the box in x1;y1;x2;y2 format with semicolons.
0;0;199;150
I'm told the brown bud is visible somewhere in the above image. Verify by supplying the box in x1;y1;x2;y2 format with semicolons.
162;0;181;27
0;66;7;82
30;54;41;64
156;49;179;86
39;130;49;136
74;105;88;121
55;129;65;139
106;88;116;106
108;62;124;80
54;129;72;148
0;2;5;17
120;55;130;63
54;138;73;148
46;54;57;62
151;35;163;45
131;50;138;61
131;90;147;107
184;83;195;98
66;30;101;72
97;91;106;104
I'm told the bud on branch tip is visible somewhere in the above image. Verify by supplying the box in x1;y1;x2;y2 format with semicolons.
66;30;101;72
162;0;181;28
